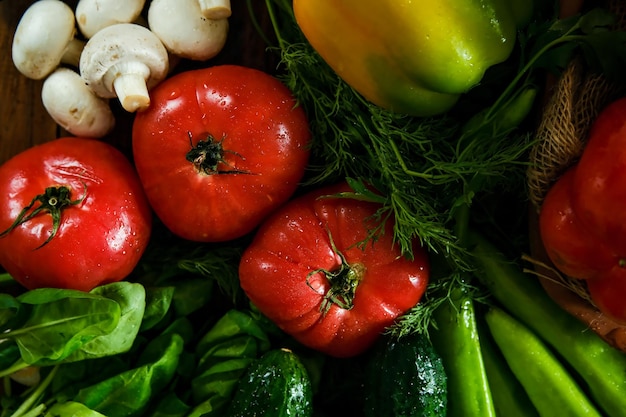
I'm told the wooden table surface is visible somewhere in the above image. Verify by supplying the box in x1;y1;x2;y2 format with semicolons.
0;0;64;165
0;0;274;165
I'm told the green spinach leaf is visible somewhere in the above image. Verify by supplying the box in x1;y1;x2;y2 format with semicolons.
5;290;121;365
74;332;184;417
65;282;146;362
140;286;175;331
45;400;107;416
0;293;23;332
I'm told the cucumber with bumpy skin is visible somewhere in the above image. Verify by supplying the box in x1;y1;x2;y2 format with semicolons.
364;332;447;417
226;348;313;417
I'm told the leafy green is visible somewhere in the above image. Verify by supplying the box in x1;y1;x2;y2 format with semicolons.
0;271;276;417
0;293;23;332
0;283;145;370
140;286;175;331
187;309;272;416
73;332;184;417
0;342;20;371
45;401;107;417
146;393;191;417
65;283;145;362
6;290;121;366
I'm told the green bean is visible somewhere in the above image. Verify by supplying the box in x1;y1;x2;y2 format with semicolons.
430;287;496;417
470;231;626;417
479;318;539;417
486;307;602;417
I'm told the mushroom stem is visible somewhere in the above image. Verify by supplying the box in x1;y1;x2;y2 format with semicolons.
79;23;169;113
198;0;231;19
108;63;152;112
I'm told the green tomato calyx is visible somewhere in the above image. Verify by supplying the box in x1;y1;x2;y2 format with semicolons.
186;131;251;175
307;228;365;314
0;185;85;249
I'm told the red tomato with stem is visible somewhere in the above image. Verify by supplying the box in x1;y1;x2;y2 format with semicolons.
0;137;152;291
539;97;626;323
132;65;311;242
239;182;430;357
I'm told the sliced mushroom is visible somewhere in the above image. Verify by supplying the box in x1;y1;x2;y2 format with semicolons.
79;23;169;112
42;68;115;138
75;0;147;39
12;0;85;79
148;0;229;61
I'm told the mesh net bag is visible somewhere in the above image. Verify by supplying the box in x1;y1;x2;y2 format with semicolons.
527;0;626;350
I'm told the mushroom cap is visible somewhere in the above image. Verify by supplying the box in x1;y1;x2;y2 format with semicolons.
148;0;229;61
42;68;115;138
11;0;77;79
79;23;169;99
76;0;147;39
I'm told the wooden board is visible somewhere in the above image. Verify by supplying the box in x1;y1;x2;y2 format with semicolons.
0;0;61;165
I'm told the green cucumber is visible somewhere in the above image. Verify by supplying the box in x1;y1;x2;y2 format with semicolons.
470;231;626;417
226;348;313;417
363;332;447;417
485;307;602;417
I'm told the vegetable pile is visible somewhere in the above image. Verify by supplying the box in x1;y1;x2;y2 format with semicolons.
2;0;626;416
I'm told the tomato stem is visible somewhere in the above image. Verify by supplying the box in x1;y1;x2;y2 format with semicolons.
0;185;85;249
186;132;252;175
307;229;365;313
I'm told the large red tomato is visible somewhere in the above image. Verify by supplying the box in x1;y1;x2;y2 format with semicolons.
132;65;311;242
539;97;626;323
0;137;152;291
239;182;430;357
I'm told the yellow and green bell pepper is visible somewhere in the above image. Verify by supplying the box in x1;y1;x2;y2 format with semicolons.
293;0;533;117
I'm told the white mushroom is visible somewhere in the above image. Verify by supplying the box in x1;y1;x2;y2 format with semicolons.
42;68;116;138
79;23;169;113
12;0;85;80
198;0;231;19
148;0;229;61
75;0;147;39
